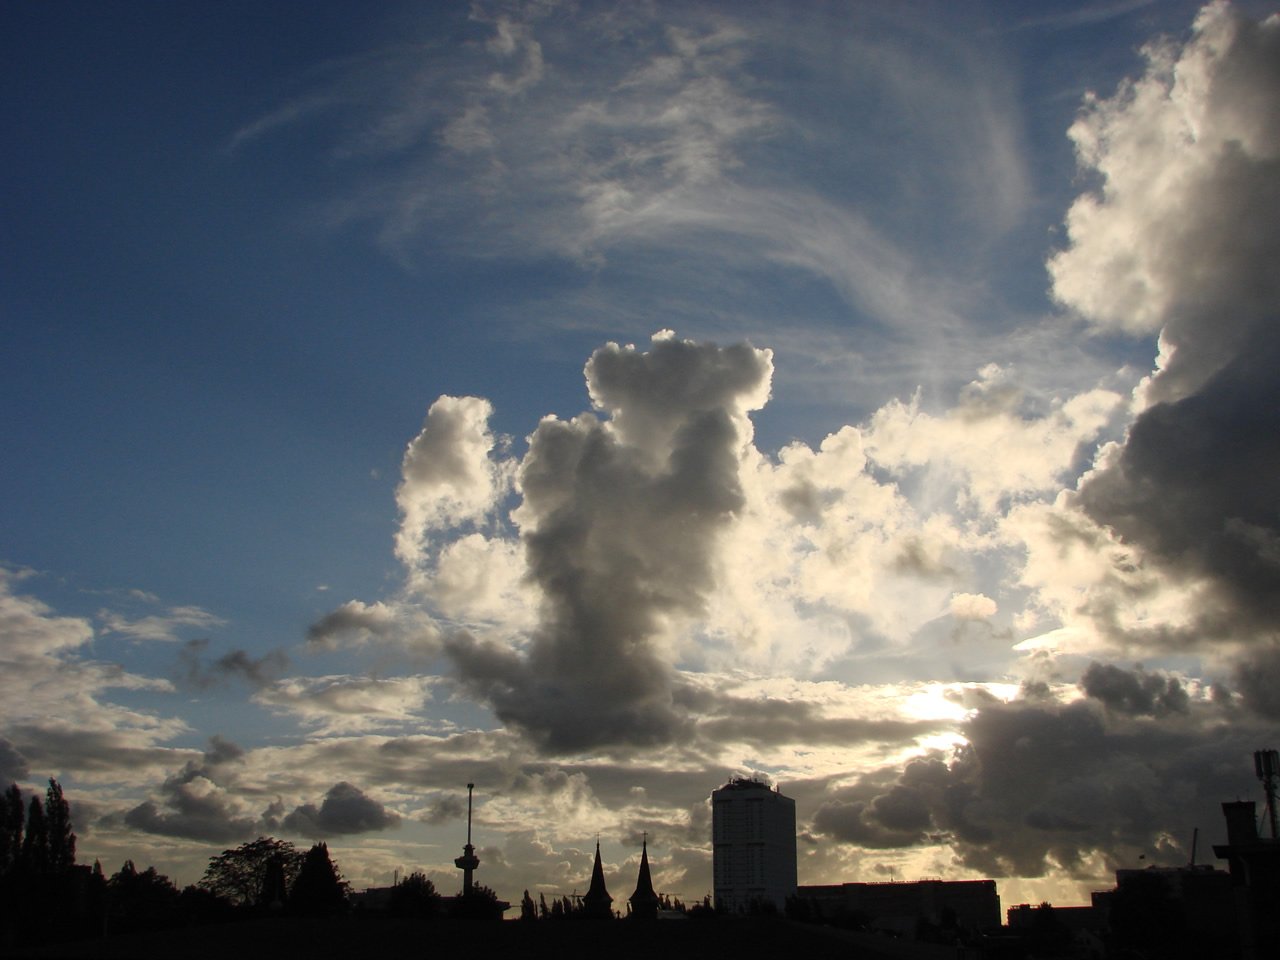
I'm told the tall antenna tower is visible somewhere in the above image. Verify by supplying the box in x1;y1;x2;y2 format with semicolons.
454;783;480;895
1254;749;1279;840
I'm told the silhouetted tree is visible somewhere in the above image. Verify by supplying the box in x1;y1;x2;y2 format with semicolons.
0;784;22;875
20;796;47;874
539;891;549;919
520;888;537;922
199;837;302;907
289;842;348;916
43;779;75;874
387;871;440;919
176;884;234;925
688;894;716;919
451;882;503;921
107;860;180;934
259;853;287;910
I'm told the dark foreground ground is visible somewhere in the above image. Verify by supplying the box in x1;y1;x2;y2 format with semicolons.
9;915;953;960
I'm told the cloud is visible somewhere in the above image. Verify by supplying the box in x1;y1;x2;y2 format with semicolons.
306;599;441;653
240;2;1031;357
445;333;772;753
950;593;998;621
0;570;187;783
0;567;94;657
1232;645;1280;720
282;781;401;837
98;605;226;643
422;793;465;825
395;396;513;578
1079;661;1189;717
1042;3;1280;657
862;366;1124;513
0;738;28;783
253;675;440;734
176;639;288;690
122;738;259;842
1049;4;1280;395
426;533;534;627
812;679;1269;878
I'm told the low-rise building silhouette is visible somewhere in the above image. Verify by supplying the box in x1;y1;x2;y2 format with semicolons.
800;878;1000;935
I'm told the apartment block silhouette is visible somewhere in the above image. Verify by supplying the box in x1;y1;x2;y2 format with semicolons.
712;778;797;912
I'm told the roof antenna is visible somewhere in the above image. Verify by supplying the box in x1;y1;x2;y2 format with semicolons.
1255;749;1279;840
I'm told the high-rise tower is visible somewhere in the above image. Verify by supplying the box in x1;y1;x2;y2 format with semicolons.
711;778;797;913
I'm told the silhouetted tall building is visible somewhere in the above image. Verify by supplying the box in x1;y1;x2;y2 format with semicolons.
629;835;660;920
712;778;797;912
582;840;613;919
1214;799;1280;960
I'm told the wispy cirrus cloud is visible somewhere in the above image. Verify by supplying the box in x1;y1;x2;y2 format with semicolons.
99;605;225;643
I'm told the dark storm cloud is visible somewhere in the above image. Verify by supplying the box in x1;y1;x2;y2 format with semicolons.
1080;662;1189;717
1050;6;1280;655
811;685;1272;878
812;754;981;850
1076;338;1280;641
1232;645;1280;720
282;781;401;837
447;334;772;754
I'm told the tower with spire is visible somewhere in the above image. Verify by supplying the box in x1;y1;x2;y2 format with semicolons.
581;838;614;919
628;834;660;920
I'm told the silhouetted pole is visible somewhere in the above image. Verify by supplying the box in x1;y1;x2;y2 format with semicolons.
1255;749;1279;840
454;783;480;895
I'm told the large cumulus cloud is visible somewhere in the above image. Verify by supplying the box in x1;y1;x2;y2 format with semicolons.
1047;4;1280;664
447;332;773;753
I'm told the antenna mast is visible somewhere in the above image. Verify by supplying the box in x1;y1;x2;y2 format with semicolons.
454;782;480;895
1255;749;1279;840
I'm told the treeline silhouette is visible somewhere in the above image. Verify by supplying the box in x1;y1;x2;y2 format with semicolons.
0;779;512;951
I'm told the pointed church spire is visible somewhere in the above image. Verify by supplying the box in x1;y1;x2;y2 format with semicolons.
582;838;614;919
628;833;660;920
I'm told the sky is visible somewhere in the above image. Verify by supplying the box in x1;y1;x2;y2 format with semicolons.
3;0;1279;910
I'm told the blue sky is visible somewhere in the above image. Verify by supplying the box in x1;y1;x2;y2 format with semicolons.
3;0;1278;908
